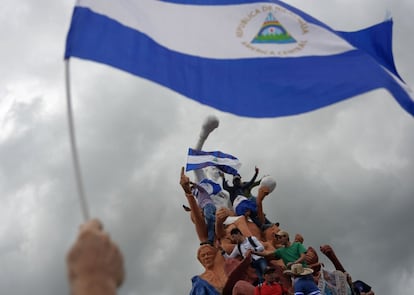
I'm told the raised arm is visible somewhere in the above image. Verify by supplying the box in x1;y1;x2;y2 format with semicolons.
320;244;346;272
180;167;208;243
243;167;259;188
256;186;270;225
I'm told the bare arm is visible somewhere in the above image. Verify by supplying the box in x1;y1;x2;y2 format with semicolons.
286;252;306;268
320;244;346;272
215;207;232;240
252;249;275;259
256;186;270;225
180;167;208;243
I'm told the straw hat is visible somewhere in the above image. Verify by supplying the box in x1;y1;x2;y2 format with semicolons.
283;263;313;276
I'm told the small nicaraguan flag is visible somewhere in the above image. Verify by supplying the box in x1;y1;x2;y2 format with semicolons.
64;0;414;118
198;178;222;196
186;148;241;175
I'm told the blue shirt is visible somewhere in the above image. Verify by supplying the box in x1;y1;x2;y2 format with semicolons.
294;275;321;295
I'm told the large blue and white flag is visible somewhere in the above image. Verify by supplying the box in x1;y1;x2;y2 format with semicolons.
186;148;241;175
64;0;414;118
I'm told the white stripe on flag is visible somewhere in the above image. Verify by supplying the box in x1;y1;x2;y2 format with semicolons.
76;0;354;58
187;154;241;168
65;0;414;117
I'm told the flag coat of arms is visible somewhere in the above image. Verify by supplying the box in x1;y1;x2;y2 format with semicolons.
65;0;414;118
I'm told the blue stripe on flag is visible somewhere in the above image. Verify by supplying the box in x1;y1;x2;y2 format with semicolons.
337;20;400;80
65;3;414;118
186;148;240;175
188;148;238;160
186;163;239;176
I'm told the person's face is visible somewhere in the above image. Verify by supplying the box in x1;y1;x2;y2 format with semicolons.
199;247;216;269
264;272;277;283
264;225;279;246
233;176;241;186
231;233;243;243
276;233;288;244
294;234;304;244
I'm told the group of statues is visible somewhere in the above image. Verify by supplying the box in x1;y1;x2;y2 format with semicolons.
181;165;317;295
181;116;374;295
64;116;374;295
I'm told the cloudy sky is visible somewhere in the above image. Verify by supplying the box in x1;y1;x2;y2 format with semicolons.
0;0;413;294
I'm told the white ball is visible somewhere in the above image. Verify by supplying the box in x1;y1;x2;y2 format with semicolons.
259;176;277;193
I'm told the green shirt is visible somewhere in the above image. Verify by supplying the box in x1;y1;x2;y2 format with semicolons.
274;242;307;266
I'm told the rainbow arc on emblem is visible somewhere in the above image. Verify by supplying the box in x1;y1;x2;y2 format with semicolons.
252;12;296;44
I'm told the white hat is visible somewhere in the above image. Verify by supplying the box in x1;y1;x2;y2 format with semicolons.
283;263;313;276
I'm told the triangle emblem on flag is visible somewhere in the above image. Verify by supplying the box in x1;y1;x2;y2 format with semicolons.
251;12;296;44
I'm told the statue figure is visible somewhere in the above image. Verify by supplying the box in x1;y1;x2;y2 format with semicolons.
181;116;323;295
319;245;375;295
181;167;254;295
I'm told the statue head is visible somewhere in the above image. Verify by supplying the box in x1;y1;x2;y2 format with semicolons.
232;174;241;186
197;244;218;270
264;224;281;246
230;227;244;244
263;267;278;284
294;234;304;244
275;230;290;245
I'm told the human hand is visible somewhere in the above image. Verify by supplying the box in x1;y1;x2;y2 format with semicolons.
216;207;232;224
67;219;124;295
319;244;334;256
180;167;192;194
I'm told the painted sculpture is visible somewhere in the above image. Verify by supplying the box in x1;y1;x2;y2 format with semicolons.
179;116;326;295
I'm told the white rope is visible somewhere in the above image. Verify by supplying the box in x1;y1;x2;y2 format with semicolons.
65;59;90;221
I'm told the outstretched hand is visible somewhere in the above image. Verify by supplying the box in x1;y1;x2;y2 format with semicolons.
216;207;232;224
180;167;192;194
320;244;334;256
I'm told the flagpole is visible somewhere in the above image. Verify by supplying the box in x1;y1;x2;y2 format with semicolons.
65;59;90;221
193;115;219;182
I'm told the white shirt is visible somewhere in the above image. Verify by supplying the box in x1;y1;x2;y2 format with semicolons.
225;236;264;261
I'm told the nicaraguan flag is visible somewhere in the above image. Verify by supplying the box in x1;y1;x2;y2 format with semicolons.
196;179;222;196
64;0;414;118
186;148;241;175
